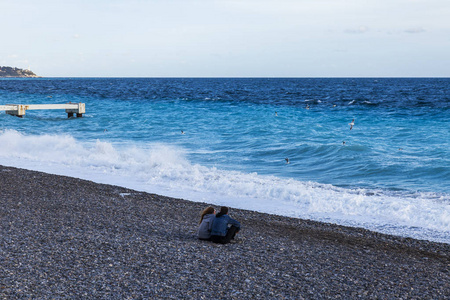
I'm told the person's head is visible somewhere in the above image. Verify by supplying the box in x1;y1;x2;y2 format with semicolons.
199;206;215;224
216;206;229;218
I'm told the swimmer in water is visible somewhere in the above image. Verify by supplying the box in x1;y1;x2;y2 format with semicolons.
285;158;290;164
181;130;185;134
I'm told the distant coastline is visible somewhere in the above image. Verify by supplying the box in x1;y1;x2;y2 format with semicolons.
0;66;40;77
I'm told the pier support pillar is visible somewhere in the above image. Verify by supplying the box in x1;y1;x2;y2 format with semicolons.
5;105;26;117
66;103;85;118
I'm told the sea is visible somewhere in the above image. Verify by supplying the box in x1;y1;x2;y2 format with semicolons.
1;78;449;244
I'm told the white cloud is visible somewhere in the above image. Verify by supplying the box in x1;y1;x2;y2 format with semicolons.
404;27;426;34
345;26;369;34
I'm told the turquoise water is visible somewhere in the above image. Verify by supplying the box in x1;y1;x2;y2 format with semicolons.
1;78;449;243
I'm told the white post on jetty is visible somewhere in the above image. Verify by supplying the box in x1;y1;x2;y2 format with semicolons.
0;103;85;118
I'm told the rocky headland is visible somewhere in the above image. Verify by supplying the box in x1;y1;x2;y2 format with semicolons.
0;66;39;77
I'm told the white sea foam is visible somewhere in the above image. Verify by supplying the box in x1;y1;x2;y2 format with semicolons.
1;130;449;244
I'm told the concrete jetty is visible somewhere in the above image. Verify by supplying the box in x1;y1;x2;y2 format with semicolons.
0;103;85;118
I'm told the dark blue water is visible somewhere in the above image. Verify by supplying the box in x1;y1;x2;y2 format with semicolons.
2;77;449;108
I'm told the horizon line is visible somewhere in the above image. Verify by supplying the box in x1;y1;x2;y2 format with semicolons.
12;76;450;79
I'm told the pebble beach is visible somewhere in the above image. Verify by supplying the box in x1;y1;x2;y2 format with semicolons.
1;165;449;299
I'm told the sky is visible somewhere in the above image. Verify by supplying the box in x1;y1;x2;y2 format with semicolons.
1;0;449;77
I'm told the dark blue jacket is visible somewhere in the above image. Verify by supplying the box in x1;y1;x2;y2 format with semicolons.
211;214;241;237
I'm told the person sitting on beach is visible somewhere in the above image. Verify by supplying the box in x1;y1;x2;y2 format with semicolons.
210;206;241;244
197;206;216;240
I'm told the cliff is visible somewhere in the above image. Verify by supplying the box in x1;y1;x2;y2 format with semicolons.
0;66;39;77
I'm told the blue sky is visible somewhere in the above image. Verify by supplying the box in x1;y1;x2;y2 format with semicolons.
1;0;449;77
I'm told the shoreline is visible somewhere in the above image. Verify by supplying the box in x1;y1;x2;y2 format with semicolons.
1;165;448;298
